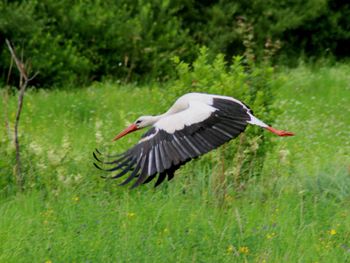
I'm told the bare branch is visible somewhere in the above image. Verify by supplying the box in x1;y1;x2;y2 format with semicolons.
28;71;39;82
5;39;28;81
5;38;38;191
6;56;13;85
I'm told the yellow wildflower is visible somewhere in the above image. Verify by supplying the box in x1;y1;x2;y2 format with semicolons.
45;260;52;263
328;229;336;235
226;244;235;254
127;212;136;219
72;196;80;203
224;194;234;202
42;209;54;218
266;232;277;239
239;246;249;255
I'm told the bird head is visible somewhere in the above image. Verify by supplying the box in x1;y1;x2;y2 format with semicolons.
134;116;156;128
112;116;156;141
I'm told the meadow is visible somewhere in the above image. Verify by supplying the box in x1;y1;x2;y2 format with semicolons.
0;63;350;262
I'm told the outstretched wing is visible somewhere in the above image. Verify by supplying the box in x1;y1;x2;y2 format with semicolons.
94;97;251;188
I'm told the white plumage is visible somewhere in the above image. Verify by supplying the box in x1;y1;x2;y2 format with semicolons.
155;101;216;133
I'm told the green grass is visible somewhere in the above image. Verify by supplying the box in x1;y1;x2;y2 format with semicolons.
269;64;350;175
1;173;349;262
1;64;350;262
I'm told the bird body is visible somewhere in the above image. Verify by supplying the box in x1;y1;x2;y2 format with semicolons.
94;92;294;188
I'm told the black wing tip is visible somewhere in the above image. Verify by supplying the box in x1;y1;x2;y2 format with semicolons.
114;170;176;189
119;177;135;187
95;148;102;154
93;162;103;170
93;151;103;163
154;172;167;187
129;174;148;189
129;183;139;189
167;173;175;182
142;174;156;185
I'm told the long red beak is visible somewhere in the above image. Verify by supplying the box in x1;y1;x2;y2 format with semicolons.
112;123;138;141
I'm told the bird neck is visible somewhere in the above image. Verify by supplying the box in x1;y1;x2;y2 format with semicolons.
147;103;185;126
141;115;163;127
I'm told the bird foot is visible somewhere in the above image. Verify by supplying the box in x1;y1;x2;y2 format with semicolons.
266;127;294;136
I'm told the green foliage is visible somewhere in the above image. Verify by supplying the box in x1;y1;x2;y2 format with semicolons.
0;0;193;87
1;0;350;87
179;0;350;62
170;47;278;194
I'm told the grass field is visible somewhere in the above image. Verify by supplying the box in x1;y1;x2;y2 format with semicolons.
1;64;350;262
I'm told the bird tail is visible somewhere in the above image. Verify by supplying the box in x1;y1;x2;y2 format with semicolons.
247;113;294;137
247;113;268;128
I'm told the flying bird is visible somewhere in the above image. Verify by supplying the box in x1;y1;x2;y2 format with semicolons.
94;92;294;188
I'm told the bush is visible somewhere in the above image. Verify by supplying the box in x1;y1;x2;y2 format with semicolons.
0;0;193;87
1;0;350;88
169;47;278;197
177;0;350;63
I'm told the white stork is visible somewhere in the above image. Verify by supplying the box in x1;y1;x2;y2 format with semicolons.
94;92;294;188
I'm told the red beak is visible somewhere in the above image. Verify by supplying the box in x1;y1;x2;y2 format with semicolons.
112;123;138;141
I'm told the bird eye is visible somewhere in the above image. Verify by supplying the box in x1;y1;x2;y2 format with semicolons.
136;120;141;124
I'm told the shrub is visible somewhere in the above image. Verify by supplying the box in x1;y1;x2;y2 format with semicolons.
1;0;350;87
169;47;278;198
177;0;350;62
0;0;193;87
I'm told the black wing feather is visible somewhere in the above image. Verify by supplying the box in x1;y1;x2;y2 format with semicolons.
119;155;143;186
111;157;137;179
130;155;149;188
154;172;167;187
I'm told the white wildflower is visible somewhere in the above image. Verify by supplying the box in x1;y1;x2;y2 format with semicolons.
36;162;47;170
74;173;82;182
279;149;290;163
29;141;43;156
95;120;104;144
47;150;61;166
62;136;71;151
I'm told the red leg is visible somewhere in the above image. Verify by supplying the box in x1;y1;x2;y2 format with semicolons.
266;126;294;136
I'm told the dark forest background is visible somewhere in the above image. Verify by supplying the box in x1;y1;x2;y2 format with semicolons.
1;0;349;88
